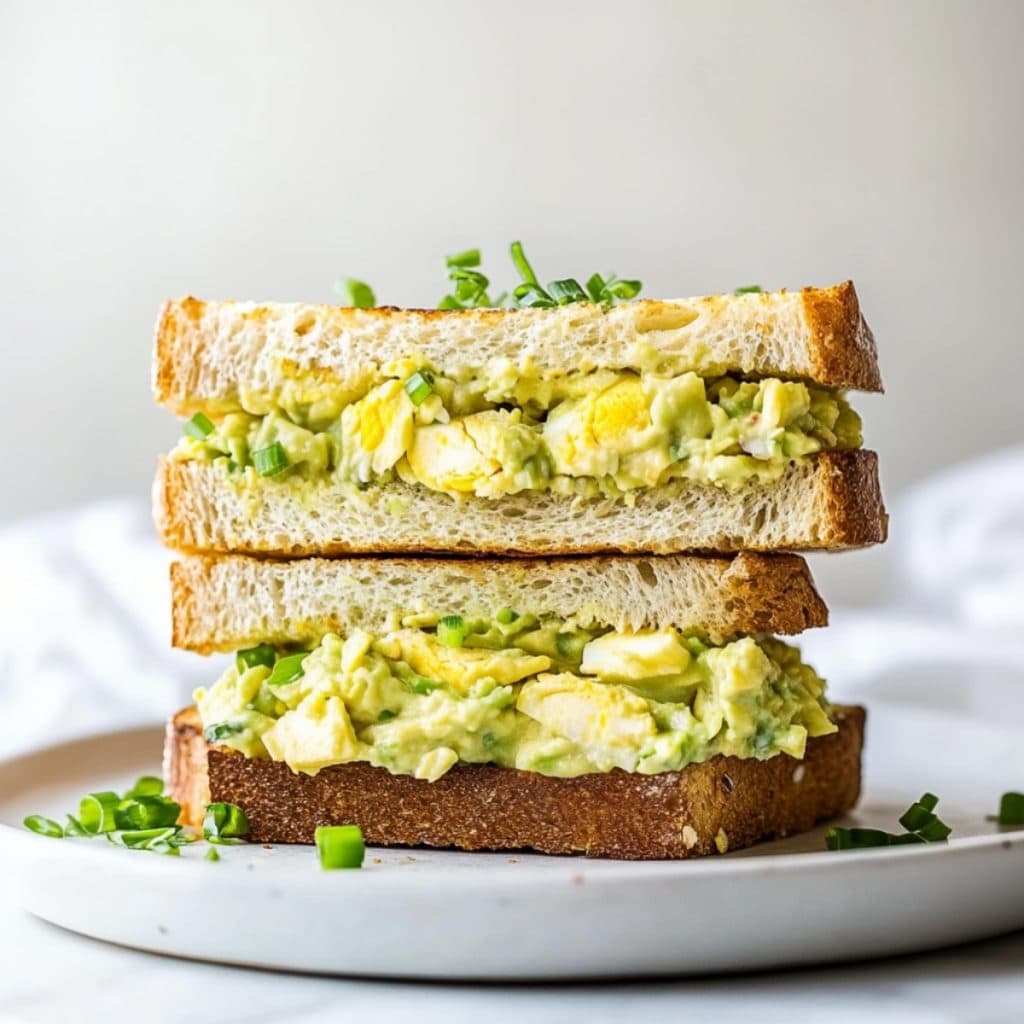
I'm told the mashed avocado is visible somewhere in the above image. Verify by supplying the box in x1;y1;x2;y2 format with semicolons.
195;612;836;781
173;361;862;500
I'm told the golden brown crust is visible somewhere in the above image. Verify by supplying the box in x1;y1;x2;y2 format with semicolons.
801;282;883;393
166;706;864;860
168;550;828;653
715;551;829;633
152;298;204;413
817;448;890;547
155;450;887;557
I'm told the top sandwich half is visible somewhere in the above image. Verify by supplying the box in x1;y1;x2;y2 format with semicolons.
153;282;887;557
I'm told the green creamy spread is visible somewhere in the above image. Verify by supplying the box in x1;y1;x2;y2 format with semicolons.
195;613;836;781
173;361;861;499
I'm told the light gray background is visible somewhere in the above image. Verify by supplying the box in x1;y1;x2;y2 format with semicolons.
3;0;1022;523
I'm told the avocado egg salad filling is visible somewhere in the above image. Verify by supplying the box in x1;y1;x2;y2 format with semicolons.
195;610;836;781
173;360;862;500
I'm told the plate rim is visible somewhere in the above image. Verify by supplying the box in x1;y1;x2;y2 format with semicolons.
2;722;1024;888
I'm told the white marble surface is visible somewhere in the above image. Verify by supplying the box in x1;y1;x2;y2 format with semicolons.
0;873;1022;1023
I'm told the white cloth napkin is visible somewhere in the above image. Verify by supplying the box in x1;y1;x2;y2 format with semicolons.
798;445;1024;722
0;501;223;758
1;448;1022;759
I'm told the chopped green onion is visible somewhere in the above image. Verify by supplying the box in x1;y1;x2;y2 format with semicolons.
350;243;641;312
115;796;181;830
63;814;89;837
107;827;182;854
446;249;481;268
586;272;643;305
205;846;220;862
108;827;174;848
437;614;468;647
887;832;927;845
23;815;63;838
438;250;499;308
24;779;192;856
826;793;952;851
315;824;365;869
916;818;953;842
496;607;519;625
898;792;940;831
266;652;308;686
335;277;376;308
253;441;289;477
510;240;541;287
206;836;247;847
404;370;435;406
183;412;215;440
204;802;251;840
435;242;640;311
512;282;555;308
449;269;492;307
824;828;850;851
204;721;244;743
236;644;276;672
509;243;641;309
826;827;892;850
124;776;164;799
79;791;121;834
547;278;589;305
734;285;763;295
585;273;608;303
377;709;397;722
896;792;951;840
409;676;439;695
603;276;642;302
992;791;1024;825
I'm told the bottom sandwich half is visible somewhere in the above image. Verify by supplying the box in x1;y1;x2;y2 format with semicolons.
165;551;864;859
167;704;864;860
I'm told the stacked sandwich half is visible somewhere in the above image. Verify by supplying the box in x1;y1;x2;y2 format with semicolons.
156;281;886;859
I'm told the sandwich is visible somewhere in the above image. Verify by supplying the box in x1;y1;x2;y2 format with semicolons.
152;282;887;556
164;552;864;859
154;266;882;860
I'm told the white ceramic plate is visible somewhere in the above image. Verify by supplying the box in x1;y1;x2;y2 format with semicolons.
2;703;1023;979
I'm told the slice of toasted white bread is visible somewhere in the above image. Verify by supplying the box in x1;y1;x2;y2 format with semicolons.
155;449;886;558
166;705;865;859
153;282;881;413
170;550;828;653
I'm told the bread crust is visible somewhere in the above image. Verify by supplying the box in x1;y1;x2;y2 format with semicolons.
802;282;881;392
163;707;210;828
166;705;864;860
169;550;827;653
155;450;887;557
153;283;882;414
